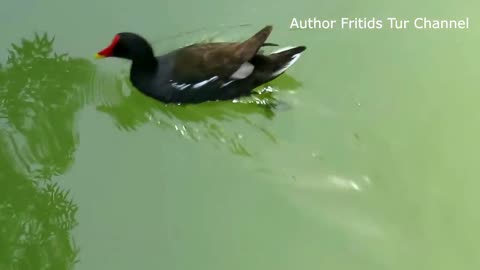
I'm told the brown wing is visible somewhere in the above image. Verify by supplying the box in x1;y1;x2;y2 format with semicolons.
172;25;273;83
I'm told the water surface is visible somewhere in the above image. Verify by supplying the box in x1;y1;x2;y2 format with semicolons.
1;0;479;269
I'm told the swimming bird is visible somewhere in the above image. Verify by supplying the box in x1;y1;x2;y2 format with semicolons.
95;25;306;104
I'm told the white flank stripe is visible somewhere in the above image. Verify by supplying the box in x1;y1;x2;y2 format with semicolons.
221;80;235;88
193;76;219;89
171;82;191;90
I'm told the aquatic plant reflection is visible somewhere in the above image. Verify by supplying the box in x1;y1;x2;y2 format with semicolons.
95;73;302;156
0;33;94;269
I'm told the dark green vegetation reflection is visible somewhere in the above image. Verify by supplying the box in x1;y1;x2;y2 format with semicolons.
0;34;93;269
0;31;291;269
96;74;300;155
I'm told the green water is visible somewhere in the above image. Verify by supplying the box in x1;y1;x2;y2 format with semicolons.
1;0;479;269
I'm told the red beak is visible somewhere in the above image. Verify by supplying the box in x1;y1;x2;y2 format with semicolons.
95;35;120;59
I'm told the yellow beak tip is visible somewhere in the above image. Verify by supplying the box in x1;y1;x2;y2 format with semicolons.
95;54;105;59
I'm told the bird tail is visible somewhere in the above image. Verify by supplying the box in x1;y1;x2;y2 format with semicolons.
269;46;306;77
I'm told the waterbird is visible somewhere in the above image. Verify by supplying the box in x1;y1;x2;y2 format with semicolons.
95;25;306;104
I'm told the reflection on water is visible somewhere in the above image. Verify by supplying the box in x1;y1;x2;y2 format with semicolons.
0;33;94;269
95;72;302;156
0;31;305;268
